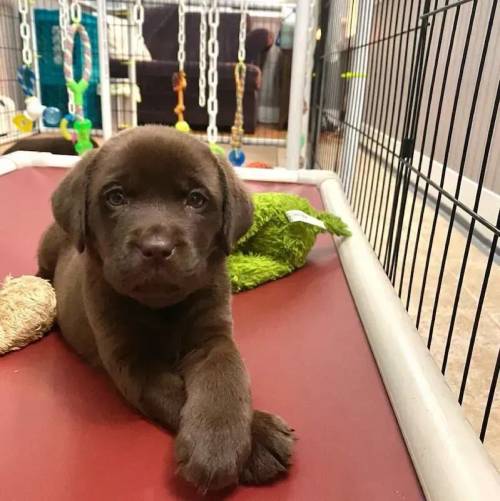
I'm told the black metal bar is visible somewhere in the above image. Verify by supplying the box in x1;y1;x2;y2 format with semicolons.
341;2;371;191
441;78;500;373
343;121;395;155
480;348;500;442
358;0;393;234
429;0;498;357
403;0;450;310
388;0;433;286
371;0;405;255
337;0;357;183
351;2;383;212
366;0;400;246
396;0;441;299
385;0;429;280
400;159;500;237
364;2;394;238
416;0;478;336
358;0;398;228
459;211;500;404
382;0;422;270
421;0;473;19
375;0;411;259
345;24;425;51
309;0;333;170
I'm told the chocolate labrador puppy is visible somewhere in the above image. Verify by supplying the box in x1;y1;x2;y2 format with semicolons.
37;126;294;491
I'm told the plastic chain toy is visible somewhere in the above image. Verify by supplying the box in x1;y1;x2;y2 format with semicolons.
62;2;94;156
206;0;224;156
172;0;190;132
12;0;61;132
198;0;208;108
58;0;77;138
228;0;248;167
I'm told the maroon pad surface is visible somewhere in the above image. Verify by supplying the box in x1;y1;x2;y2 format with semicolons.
0;167;423;501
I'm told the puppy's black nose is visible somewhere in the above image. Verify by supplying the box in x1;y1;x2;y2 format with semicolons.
137;236;175;260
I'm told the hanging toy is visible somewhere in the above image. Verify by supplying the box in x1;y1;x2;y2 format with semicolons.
173;0;190;132
63;17;94;156
173;71;190;132
12;0;61;133
228;0;248;167
228;62;246;166
206;0;224;156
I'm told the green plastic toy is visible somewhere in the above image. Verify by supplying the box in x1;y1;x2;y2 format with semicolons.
228;192;351;292
73;118;93;155
63;22;94;156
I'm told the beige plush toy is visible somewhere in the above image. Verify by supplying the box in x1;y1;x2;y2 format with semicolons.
0;275;56;354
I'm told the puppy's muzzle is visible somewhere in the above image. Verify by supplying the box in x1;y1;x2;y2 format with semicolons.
137;235;176;261
130;227;177;265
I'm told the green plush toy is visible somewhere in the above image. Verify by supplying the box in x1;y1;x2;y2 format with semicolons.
228;192;351;292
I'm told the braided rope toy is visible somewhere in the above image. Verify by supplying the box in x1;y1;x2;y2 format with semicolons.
62;22;93;155
228;61;246;166
0;276;56;355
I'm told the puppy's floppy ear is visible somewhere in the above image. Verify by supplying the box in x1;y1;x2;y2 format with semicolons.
51;149;98;253
215;155;253;255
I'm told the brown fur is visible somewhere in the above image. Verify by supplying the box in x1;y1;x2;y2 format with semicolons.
37;126;294;491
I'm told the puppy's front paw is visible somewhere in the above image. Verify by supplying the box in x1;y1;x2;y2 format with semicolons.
175;420;251;491
240;410;296;485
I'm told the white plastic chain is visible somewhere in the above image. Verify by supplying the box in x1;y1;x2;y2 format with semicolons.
238;0;248;63
58;0;75;114
198;0;208;107
132;0;145;48
207;0;220;144
70;0;82;24
18;0;33;66
58;0;69;51
178;0;186;72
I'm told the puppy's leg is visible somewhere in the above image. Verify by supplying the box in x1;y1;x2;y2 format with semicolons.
96;346;186;432
37;223;69;280
175;336;253;491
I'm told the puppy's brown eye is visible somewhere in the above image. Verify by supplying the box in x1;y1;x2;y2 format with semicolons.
105;188;127;207
186;189;207;209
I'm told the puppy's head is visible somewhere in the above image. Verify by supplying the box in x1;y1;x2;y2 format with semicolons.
52;126;253;308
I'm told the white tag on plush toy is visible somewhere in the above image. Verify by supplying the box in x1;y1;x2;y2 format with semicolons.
286;210;326;229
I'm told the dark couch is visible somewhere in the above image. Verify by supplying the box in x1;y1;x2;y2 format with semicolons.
110;5;273;132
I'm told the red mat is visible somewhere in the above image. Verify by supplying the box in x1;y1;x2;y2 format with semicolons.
0;167;423;501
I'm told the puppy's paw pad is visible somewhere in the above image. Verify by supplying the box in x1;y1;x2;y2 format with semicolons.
240;411;296;485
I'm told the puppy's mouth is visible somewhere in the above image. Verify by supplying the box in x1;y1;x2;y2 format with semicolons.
104;253;203;308
129;283;187;308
